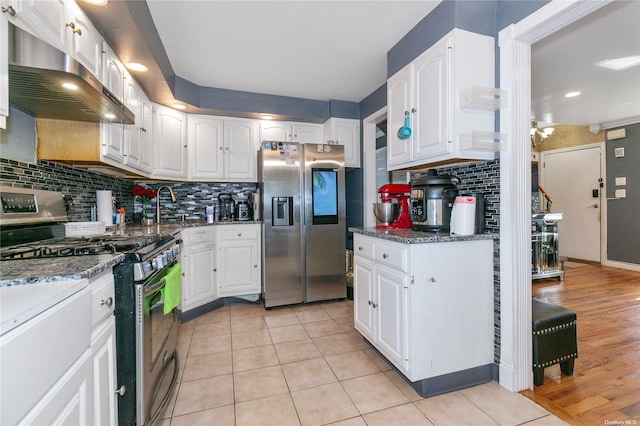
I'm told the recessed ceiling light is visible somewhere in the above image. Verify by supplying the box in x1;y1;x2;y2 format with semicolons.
261;115;274;120
172;104;186;110
62;82;79;91
126;62;149;72
596;56;640;71
104;113;116;120
82;0;108;5
564;91;581;98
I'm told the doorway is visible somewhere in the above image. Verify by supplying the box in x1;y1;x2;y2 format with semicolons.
540;144;604;263
499;0;613;391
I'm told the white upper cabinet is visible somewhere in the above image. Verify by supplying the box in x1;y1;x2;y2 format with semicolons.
124;74;142;169
138;98;154;174
187;115;224;180
259;120;322;144
102;45;125;103
387;28;497;170
153;105;187;179
3;0;67;51
188;116;258;182
323;118;361;168
65;0;102;77
224;118;259;181
3;0;102;78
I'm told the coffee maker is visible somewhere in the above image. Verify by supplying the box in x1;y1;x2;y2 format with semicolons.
376;184;412;229
218;193;235;221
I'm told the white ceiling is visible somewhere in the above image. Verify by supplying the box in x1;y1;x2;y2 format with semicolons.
531;0;640;129
146;0;441;102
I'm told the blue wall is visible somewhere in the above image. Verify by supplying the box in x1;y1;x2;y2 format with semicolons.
606;122;640;264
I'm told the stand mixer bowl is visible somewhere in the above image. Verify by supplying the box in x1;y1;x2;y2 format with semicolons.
373;202;401;225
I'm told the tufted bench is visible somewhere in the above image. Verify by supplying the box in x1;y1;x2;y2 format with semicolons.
532;298;578;386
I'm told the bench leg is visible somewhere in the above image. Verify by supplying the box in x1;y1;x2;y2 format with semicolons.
560;358;575;376
534;367;545;386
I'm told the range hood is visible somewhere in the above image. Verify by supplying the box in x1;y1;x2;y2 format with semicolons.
8;24;134;124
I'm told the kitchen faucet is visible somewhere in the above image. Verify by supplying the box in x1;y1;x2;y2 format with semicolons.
156;185;177;224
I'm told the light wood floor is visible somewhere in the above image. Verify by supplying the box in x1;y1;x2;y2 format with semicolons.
521;263;640;425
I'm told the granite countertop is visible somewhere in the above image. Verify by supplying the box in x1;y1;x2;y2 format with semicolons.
0;254;125;287
350;227;497;244
114;220;261;238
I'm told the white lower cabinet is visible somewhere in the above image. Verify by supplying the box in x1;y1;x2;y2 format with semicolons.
180;224;262;311
18;349;94;426
1;270;119;425
89;270;118;426
353;234;494;383
217;224;261;297
180;227;217;312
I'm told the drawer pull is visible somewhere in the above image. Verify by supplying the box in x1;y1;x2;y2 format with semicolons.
101;297;113;307
114;385;126;396
382;253;389;259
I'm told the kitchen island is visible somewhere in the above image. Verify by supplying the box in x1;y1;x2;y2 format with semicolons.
349;227;497;397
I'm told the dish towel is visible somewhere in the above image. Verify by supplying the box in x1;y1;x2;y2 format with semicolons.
161;263;182;315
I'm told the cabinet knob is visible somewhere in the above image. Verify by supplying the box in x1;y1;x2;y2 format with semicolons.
372;302;378;309
382;253;389;259
254;264;257;268
65;22;82;35
100;297;113;307
225;147;230;151
141;127;147;133
1;6;16;16
411;107;416;113
213;268;217;272
237;232;242;236
429;277;436;282
358;246;363;251
368;300;372;306
114;385;126;396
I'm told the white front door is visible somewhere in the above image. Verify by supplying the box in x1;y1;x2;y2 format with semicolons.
540;143;603;262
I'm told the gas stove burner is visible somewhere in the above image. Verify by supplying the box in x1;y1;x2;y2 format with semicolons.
0;233;171;261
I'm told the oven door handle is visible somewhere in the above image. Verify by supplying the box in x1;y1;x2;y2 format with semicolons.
144;278;166;297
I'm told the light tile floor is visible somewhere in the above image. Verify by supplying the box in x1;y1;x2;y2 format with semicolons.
159;300;567;426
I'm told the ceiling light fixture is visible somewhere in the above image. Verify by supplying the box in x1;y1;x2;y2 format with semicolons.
82;0;108;5
564;91;581;98
62;82;79;91
596;55;640;71
126;62;149;72
531;121;554;147
171;104;186;110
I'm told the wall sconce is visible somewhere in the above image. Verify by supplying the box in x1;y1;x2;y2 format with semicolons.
531;121;554;147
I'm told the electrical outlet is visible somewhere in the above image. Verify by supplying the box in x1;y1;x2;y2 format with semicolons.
614;147;625;158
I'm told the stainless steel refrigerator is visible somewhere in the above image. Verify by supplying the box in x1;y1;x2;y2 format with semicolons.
259;141;346;308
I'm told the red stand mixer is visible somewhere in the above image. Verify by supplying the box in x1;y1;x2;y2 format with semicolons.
375;184;412;229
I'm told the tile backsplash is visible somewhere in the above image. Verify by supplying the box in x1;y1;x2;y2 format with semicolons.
0;158;258;223
0;158;133;223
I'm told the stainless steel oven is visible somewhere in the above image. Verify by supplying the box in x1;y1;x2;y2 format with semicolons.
114;235;182;426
